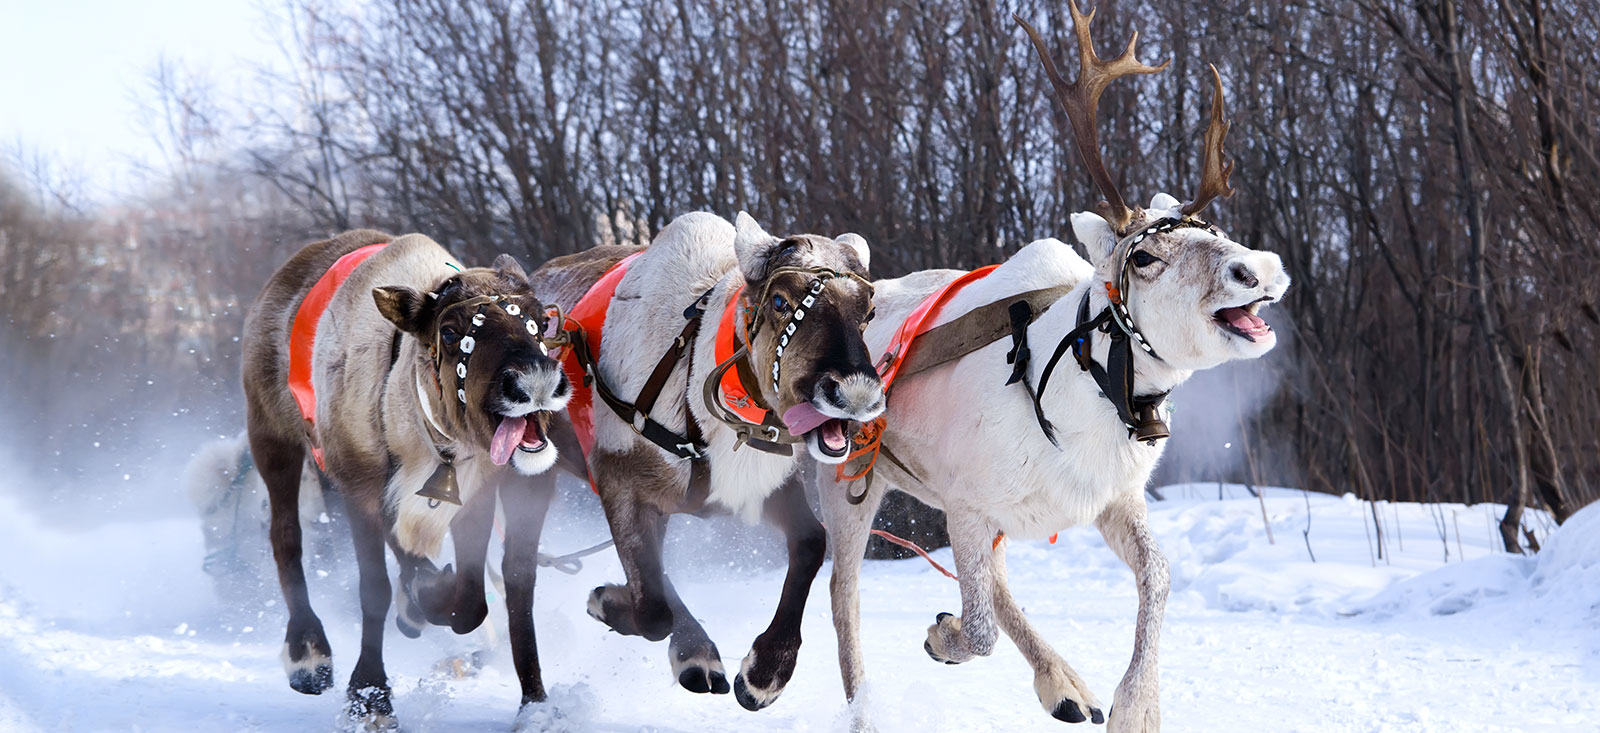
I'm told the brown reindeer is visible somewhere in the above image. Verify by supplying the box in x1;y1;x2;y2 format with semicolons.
530;211;884;711
241;229;571;727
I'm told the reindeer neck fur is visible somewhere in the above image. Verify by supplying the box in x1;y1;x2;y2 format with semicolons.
866;237;1194;539
380;334;496;556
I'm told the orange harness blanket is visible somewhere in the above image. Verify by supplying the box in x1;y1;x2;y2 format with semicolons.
712;285;778;427
288;243;388;468
552;252;643;461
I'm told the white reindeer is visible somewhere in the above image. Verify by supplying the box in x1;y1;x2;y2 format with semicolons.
818;4;1289;731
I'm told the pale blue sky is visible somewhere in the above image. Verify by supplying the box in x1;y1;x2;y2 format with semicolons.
0;0;281;197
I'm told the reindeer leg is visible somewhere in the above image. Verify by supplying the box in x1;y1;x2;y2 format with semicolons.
249;428;334;695
661;564;729;695
817;471;885;731
410;486;494;635
343;498;397;728
502;472;556;706
586;453;674;642
388;548;435;639
924;510;1000;664
989;535;1104;724
1096;493;1168;733
732;473;826;711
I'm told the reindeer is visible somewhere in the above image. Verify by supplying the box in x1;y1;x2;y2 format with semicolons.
817;5;1289;730
529;211;883;711
241;229;571;727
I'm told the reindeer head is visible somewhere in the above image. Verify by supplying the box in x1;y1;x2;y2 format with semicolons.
732;212;884;463
374;255;572;475
1020;2;1288;373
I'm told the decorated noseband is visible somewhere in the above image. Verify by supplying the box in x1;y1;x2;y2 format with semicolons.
748;266;874;389
432;293;545;405
1105;216;1218;361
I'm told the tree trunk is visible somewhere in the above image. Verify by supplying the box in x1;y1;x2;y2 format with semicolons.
1439;0;1533;553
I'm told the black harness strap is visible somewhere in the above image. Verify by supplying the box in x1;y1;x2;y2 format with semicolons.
563;298;708;461
1031;293;1169;447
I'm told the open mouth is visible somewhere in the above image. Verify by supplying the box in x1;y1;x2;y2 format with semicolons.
814;419;851;458
489;411;552;466
781;402;854;459
1213;301;1273;343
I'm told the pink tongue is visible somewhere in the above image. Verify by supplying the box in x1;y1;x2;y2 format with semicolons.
490;416;527;466
1222;307;1267;331
782;403;831;437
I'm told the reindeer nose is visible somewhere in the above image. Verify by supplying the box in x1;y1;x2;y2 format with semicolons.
500;372;531;404
818;375;846;409
1230;262;1260;289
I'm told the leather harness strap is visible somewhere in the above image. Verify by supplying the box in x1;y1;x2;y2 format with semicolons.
891;284;1073;382
562;301;707;461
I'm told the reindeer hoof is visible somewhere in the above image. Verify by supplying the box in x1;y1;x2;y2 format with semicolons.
677;666;730;695
732;643;794;711
923;612;974;664
586;584;639;636
733;674;768;711
670;632;728;695
394;585;425;639
282;640;334;694
345;685;398;731
1051;699;1095;724
288;663;334;695
923;640;958;665
1049;698;1104;725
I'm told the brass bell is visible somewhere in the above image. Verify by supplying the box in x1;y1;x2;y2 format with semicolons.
1132;403;1170;445
416;462;462;506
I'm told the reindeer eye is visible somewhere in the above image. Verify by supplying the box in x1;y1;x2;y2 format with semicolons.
771;294;789;312
440;326;462;345
1131;250;1160;268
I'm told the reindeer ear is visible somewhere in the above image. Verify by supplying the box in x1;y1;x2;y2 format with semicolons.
734;211;779;282
491;253;528;281
834;233;870;273
373;285;431;334
1071;211;1118;265
1149;192;1182;216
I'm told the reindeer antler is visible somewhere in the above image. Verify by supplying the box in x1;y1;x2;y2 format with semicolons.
1016;2;1169;234
1180;64;1235;217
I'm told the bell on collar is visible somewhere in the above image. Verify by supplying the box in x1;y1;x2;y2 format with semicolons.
416;462;462;506
1131;403;1170;445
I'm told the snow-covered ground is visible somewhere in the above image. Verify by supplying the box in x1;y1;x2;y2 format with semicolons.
0;479;1595;732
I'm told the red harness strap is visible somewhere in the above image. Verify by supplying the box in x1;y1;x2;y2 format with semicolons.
552;252;643;463
838;264;999;483
288;243;388;469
